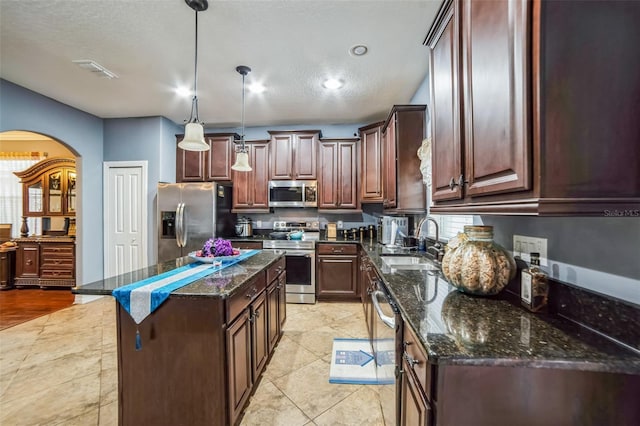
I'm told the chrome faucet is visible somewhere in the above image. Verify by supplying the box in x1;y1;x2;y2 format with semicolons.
418;216;444;263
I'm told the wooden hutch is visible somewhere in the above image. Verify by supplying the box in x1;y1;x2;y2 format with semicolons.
12;157;76;288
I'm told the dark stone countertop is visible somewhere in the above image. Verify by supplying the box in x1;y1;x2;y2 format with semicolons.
73;250;284;299
360;242;640;375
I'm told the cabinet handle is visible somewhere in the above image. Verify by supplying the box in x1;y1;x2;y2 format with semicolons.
403;352;420;368
26;259;33;265
333;248;344;253
449;174;467;190
254;309;260;318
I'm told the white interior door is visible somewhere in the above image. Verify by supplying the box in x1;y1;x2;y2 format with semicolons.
103;161;148;278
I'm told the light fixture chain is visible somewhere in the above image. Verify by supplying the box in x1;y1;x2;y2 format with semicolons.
241;72;246;149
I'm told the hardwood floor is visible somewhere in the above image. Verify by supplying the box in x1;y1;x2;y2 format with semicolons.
0;288;75;330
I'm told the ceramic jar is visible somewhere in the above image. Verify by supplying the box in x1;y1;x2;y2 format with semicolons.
442;226;516;296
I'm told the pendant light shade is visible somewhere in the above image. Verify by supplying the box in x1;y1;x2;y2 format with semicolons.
231;151;252;171
231;65;253;172
178;0;210;152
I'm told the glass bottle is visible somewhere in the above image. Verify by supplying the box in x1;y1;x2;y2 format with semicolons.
521;252;548;312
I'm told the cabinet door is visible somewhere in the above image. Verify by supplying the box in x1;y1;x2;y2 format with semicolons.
251;291;269;379
383;119;397;208
226;310;253;425
66;169;77;214
294;133;317;180
317;142;338;208
428;0;463;202
251;142;270;209
337;141;358;209
47;170;64;215
267;280;280;352
270;134;294;180
176;136;206;182
16;243;39;278
277;272;287;331
462;0;530;197
400;360;432;426
317;255;358;299
360;124;384;202
232;142;269;212
206;135;233;182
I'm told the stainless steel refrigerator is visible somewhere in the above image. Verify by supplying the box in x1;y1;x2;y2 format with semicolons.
157;182;236;262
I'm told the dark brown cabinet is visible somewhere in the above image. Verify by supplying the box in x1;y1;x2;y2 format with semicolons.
360;253;376;341
382;105;427;212
266;257;286;353
250;291;269;380
232;141;270;212
359;122;384;203
14;238;75;288
317;138;360;211
268;131;320;180
227;309;253;425
176;133;238;183
400;356;432;426
233;241;263;250
316;243;359;300
426;0;640;215
0;247;16;290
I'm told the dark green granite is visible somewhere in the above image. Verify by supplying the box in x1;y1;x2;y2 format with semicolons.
73;250;284;298
360;242;640;375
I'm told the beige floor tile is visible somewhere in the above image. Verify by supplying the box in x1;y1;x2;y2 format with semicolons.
98;401;118;426
53;407;100;426
262;336;319;381
313;386;385;426
0;371;101;426
272;358;359;419
285;325;344;357
240;379;310;426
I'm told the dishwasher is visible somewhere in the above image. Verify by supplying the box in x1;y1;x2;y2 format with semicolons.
371;277;402;425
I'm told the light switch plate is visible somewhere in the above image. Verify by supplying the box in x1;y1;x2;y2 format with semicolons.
513;235;548;266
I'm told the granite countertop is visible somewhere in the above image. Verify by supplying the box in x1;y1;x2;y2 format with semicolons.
73;250;284;298
361;242;640;375
13;235;75;243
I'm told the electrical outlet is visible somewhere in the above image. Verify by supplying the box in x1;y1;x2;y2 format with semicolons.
513;235;548;266
256;220;262;228
337;220;344;229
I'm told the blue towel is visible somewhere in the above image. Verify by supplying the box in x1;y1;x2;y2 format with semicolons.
113;249;259;325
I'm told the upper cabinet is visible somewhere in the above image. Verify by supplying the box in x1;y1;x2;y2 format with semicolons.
426;0;640;215
382;105;427;213
232;141;270;212
359;122;384;203
317;138;360;211
268;131;320;180
176;133;239;183
14;157;76;217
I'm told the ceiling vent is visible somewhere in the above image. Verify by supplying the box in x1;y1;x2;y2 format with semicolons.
72;59;118;79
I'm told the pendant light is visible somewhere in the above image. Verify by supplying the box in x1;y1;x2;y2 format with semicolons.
231;65;253;172
178;0;210;152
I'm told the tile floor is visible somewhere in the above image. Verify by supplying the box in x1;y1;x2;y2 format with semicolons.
0;297;386;425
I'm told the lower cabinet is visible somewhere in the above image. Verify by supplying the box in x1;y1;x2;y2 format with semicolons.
14;238;75;288
116;257;286;426
316;243;359;300
233;241;263;250
400;323;433;426
360;253;376;341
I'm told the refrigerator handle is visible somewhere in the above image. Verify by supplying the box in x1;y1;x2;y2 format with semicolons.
176;203;183;248
180;203;188;247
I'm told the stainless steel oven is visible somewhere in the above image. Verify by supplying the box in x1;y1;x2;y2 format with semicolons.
263;221;319;304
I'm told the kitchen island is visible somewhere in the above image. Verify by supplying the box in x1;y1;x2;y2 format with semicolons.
73;250;286;426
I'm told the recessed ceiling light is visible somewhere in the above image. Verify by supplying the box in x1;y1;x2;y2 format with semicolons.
248;83;266;94
175;86;192;97
322;78;343;90
349;45;368;56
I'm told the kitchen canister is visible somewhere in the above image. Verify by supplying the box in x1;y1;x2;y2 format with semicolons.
441;226;516;296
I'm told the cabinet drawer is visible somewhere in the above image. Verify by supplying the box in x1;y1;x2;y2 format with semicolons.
317;243;357;255
226;272;266;323
234;241;263;250
403;323;432;401
41;245;74;257
40;257;74;269
41;269;74;279
266;257;285;284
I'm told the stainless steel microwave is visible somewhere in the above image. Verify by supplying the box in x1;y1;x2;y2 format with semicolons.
268;180;317;207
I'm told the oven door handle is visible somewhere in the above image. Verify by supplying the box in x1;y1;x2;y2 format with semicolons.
372;290;395;329
283;250;314;257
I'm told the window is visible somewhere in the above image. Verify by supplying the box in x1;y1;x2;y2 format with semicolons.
0;152;46;238
426;214;474;241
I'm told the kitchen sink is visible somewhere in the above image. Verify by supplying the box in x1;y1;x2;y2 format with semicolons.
380;256;440;271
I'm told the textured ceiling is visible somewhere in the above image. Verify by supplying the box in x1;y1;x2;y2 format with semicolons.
0;0;441;128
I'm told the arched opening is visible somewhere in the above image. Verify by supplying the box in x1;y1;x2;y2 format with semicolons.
0;130;80;326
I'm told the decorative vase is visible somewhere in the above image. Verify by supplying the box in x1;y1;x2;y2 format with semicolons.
441;225;515;296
